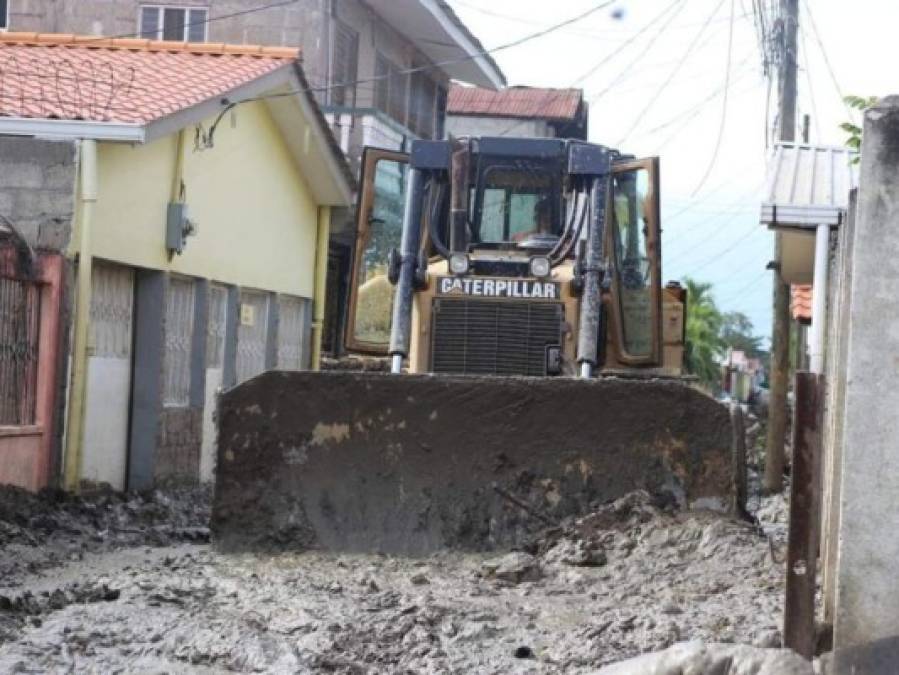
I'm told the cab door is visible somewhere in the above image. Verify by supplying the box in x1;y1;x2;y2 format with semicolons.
606;157;662;365
344;147;409;354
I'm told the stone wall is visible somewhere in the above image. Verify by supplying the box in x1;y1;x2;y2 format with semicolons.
0;137;77;251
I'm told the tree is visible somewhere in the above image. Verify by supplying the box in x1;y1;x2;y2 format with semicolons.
720;311;765;358
840;95;879;162
683;277;725;388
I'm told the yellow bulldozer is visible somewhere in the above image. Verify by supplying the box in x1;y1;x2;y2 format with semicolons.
211;137;741;554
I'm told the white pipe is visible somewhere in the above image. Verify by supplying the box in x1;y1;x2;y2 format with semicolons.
391;354;403;374
809;223;830;374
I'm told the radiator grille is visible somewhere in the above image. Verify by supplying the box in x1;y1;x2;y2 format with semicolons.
431;298;563;376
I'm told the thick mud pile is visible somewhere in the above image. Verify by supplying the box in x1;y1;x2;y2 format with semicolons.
0;488;790;673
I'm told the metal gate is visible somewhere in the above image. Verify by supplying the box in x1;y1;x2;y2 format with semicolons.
236;290;269;384
277;295;309;370
162;276;195;407
0;276;40;425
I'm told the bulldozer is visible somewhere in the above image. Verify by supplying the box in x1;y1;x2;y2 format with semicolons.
211;137;741;554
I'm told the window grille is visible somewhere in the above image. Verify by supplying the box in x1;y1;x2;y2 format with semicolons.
206;285;227;370
277;295;310;370
0;277;40;426
163;277;195;407
236;290;269;384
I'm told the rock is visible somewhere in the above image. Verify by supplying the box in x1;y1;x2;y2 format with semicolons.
543;538;607;567
514;645;534;659
410;573;430;586
482;553;542;583
595;641;815;675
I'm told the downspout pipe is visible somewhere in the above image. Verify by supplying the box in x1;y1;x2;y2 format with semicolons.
63;139;98;492
310;205;331;370
809;223;830;374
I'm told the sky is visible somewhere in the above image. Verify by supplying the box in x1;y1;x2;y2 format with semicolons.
447;0;895;342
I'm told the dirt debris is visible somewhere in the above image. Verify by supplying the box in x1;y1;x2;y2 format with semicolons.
0;488;791;673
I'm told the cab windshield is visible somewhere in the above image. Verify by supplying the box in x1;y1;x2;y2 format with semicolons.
472;166;560;246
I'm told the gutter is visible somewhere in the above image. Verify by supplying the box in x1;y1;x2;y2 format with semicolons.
62;139;99;492
0;118;145;142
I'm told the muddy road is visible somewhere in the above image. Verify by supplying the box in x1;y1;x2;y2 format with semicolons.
0;487;788;673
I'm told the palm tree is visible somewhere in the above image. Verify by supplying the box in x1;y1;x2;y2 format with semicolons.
683;277;725;388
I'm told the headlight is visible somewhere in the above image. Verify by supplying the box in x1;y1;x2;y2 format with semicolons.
449;253;470;276
529;256;551;278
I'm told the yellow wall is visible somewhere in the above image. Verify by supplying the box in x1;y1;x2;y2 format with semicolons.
86;102;318;297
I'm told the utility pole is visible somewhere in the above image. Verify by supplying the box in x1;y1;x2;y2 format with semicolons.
764;0;799;493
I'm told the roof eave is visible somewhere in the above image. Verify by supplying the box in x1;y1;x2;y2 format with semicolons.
425;0;506;89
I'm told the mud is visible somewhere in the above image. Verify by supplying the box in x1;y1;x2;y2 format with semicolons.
213;370;737;554
0;487;790;673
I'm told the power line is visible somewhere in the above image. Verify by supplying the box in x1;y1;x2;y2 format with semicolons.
798;25;821;142
234;1;617;107
580;0;689;108
690;0;736;196
799;0;853;122
616;0;728;146
496;0;685;138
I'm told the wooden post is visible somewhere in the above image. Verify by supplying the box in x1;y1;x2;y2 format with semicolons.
765;0;799;494
783;371;823;659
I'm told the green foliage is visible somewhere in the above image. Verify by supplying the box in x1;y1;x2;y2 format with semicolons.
841;95;879;161
683;277;725;388
682;281;769;391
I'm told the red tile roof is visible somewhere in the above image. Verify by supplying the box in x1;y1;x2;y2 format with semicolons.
0;32;299;124
447;84;583;121
791;284;812;323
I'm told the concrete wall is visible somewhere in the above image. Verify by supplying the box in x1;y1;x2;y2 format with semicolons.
0;137;77;251
831;96;899;670
445;115;552;140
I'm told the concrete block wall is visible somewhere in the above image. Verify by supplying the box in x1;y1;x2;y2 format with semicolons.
0;137;77;251
830;96;899;670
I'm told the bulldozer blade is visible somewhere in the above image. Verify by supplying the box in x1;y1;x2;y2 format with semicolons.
211;371;738;554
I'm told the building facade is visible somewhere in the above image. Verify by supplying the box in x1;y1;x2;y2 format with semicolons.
0;33;352;491
4;0;506;354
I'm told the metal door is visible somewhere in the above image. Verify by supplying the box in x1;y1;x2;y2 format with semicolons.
82;262;134;490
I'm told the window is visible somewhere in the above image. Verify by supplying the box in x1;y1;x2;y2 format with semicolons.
0;0;8;30
374;53;408;125
408;69;437;138
140;5;208;42
474;168;557;244
331;20;358;107
611;165;656;359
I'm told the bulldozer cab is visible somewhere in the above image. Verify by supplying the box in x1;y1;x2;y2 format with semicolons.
345;138;666;375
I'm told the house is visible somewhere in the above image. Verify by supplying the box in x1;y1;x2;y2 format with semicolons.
0;32;353;492
4;0;507;354
446;84;589;140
